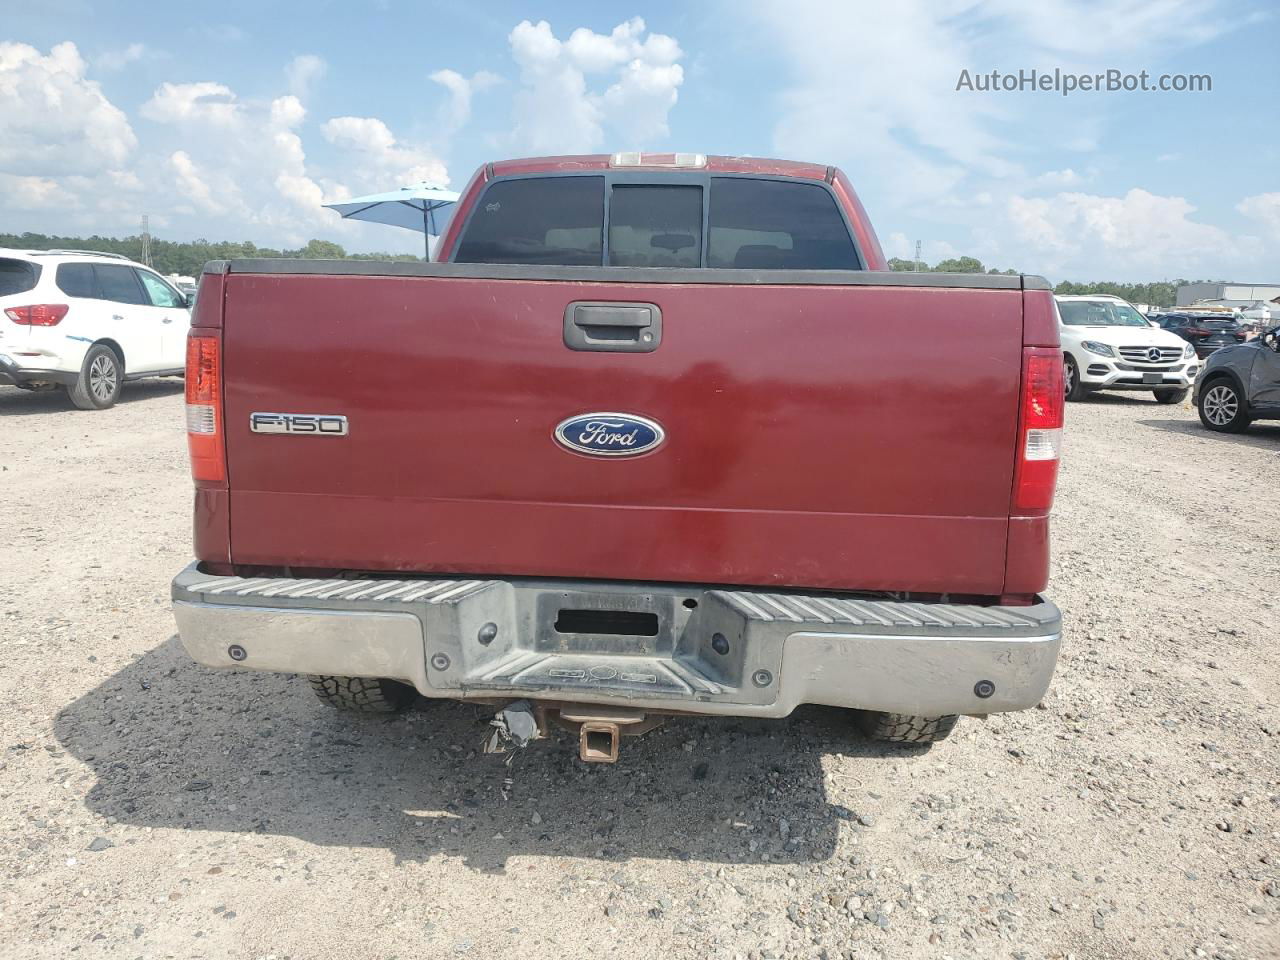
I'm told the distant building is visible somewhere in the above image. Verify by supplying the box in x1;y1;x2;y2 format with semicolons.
1176;281;1280;306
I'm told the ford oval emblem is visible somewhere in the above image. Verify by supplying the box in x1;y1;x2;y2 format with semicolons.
554;412;665;458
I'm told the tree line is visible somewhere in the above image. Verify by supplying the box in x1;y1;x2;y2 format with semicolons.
0;233;419;278
888;255;1202;308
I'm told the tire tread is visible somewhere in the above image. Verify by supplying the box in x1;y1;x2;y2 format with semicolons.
67;344;122;410
1196;376;1250;433
859;711;959;744
1064;355;1090;402
308;675;416;713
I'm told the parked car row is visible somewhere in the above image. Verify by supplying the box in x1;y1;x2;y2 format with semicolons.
1056;293;1280;433
1057;295;1198;405
1149;312;1249;357
1192;327;1280;432
0;249;191;409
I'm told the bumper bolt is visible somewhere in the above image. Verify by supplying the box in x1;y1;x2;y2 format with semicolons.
227;644;247;662
430;652;451;671
710;632;730;656
477;622;498;646
974;679;996;699
751;669;772;688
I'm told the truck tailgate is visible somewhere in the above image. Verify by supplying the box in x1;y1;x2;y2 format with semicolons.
220;268;1024;594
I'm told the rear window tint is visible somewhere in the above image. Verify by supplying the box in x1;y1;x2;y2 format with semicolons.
0;258;40;296
56;262;98;299
455;177;604;265
707;178;858;270
94;264;147;305
608;185;702;267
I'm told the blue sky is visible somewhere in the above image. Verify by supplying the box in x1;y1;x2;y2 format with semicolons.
2;0;1277;281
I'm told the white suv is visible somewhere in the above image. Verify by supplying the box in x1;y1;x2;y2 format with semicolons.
0;249;191;410
1057;295;1199;404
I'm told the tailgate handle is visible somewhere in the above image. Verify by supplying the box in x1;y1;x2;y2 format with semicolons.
564;301;661;353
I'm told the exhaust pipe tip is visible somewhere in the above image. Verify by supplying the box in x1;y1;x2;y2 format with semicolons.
579;721;621;763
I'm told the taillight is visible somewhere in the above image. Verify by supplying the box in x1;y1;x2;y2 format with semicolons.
5;304;69;326
185;334;226;485
1012;347;1064;514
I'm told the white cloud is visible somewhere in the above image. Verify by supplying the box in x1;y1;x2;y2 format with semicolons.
141;81;240;125
94;42;149;72
169;150;226;215
743;0;1250;277
1035;169;1084;188
142;80;344;242
600;56;684;144
430;68;501;132
882;232;912;260
1237;192;1280;240
979;0;1232;59
0;41;137;177
0;42;443;251
881;231;959;265
748;0;1013;210
285;54;326;97
270;94;306;128
0;174;76;209
321;116;448;186
507;18;684;153
0;23;682;250
1005;188;1255;275
508;21;598;153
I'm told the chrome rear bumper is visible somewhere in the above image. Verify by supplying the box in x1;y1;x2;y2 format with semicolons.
172;563;1061;718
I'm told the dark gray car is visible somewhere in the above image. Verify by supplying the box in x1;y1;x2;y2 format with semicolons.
1193;328;1280;432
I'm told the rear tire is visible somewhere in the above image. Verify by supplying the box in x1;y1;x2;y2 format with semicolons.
1153;387;1188;404
1197;378;1250;433
857;711;959;744
67;344;122;410
1063;355;1091;402
309;675;417;713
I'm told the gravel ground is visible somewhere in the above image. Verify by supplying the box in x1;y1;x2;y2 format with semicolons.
1;381;1277;960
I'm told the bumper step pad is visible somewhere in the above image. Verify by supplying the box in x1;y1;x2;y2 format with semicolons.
172;565;1061;716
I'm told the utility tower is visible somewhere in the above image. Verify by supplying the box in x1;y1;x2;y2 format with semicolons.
914;240;923;272
140;215;152;267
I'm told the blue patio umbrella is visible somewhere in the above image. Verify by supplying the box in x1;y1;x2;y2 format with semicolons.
323;182;460;259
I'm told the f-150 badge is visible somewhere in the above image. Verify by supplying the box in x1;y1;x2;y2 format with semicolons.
250;412;348;436
554;412;664;457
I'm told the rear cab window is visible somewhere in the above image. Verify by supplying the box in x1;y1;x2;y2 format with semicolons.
0;258;40;296
609;185;702;267
454;177;604;265
452;173;860;270
708;178;857;269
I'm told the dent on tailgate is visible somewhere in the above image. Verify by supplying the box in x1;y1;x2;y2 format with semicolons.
219;271;1024;595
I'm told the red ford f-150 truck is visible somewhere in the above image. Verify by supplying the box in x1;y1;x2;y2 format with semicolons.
172;153;1064;762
